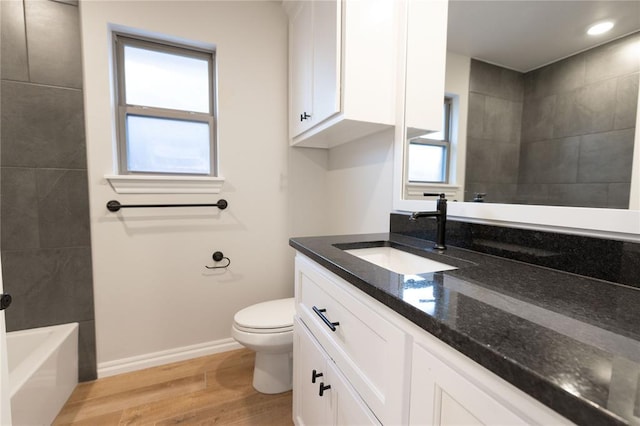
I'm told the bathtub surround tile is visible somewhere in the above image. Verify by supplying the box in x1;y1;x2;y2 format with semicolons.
482;97;522;144
584;32;640;85
607;183;631;209
614;73;639;130
0;0;29;81
547;183;609;208
577;128;635;184
464;182;517;204
36;169;91;248
518;137;579;184
469;59;523;102
521;94;556;143
24;0;83;88
1;81;86;169
1;167;40;250
553;78;617;138
2;247;95;332
78;320;97;381
466;93;485;139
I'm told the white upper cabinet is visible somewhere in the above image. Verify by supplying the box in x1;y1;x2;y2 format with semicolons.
285;0;433;148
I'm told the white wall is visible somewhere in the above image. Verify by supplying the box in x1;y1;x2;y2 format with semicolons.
80;0;297;375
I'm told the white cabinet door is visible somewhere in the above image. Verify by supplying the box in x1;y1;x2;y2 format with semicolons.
410;343;528;426
294;318;330;426
327;358;381;426
290;1;314;136
310;0;340;128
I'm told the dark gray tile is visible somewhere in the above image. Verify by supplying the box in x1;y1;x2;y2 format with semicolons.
465;183;517;204
499;67;524;103
515;183;550;206
467;93;485;139
607;183;630;209
553;79;617;138
521;95;556;143
78;320;97;381
483;96;522;144
547;183;609;208
585;32;640;85
24;0;82;88
578;128;635;184
2;247;94;330
1;0;29;81
1;81;86;168
518;137;579;184
469;59;502;97
36;169;91;248
465;138;495;183
614;73;639;130
1;167;40;250
548;53;586;95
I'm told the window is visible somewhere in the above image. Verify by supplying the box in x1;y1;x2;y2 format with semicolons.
114;34;216;176
407;98;451;183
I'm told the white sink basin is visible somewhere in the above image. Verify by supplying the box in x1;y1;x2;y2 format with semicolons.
345;246;457;275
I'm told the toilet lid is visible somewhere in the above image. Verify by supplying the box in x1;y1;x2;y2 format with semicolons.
234;297;295;330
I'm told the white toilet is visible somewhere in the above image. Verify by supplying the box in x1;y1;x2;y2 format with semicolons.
231;297;295;394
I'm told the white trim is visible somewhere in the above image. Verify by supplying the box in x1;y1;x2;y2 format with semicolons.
105;174;225;194
97;338;243;378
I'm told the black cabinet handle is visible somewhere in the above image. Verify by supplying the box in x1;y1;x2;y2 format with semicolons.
312;369;323;383
312;306;340;332
300;112;311;121
319;382;331;397
0;293;11;311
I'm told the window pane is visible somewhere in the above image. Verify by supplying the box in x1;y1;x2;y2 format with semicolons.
124;45;210;113
126;115;210;174
408;143;446;182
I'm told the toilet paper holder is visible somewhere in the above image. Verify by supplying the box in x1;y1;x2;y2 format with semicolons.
206;251;231;269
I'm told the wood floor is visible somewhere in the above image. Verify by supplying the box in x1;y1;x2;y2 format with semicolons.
53;349;293;425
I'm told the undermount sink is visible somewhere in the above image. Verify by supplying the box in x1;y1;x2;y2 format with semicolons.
344;246;457;275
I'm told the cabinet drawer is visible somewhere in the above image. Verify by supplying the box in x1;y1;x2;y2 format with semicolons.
295;255;409;424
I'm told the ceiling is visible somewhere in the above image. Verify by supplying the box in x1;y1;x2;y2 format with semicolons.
447;0;640;72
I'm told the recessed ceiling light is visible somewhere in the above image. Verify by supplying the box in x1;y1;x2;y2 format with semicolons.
587;21;614;36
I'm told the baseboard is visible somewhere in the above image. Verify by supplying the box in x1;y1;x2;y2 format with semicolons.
97;338;243;378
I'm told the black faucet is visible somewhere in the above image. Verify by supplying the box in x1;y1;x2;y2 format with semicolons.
410;193;448;250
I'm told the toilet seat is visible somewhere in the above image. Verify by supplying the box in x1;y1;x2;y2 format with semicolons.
233;298;294;332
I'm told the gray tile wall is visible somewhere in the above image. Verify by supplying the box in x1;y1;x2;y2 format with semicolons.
465;60;524;203
465;32;639;208
517;32;639;208
0;0;96;381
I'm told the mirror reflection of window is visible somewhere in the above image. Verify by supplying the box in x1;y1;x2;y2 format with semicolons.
408;98;452;183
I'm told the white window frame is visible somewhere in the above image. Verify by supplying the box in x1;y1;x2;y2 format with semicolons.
107;32;224;194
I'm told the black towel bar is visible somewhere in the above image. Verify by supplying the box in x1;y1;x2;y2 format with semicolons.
106;199;228;212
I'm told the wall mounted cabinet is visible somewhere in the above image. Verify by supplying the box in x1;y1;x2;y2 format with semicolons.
284;0;446;148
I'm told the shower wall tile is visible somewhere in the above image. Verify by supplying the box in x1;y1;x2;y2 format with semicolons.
518;137;579;184
24;0;83;88
615;73;639;130
483;96;522;143
1;167;40;250
553;78;617;138
2;247;94;331
36;169;91;248
526;54;586;100
521;94;555;143
515;183;550;205
0;0;29;81
469;59;523;101
585;32;640;85
0;81;86;169
467;93;485;139
464;182;517;204
578;128;635;183
78;320;97;381
547;183;609;208
608;183;631;209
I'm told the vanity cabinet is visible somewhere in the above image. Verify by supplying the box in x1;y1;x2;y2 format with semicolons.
293;253;573;426
294;317;381;425
284;0;448;148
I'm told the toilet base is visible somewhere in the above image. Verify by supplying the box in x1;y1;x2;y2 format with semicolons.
252;351;292;394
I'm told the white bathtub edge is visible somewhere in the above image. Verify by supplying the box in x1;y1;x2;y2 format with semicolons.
97;337;243;378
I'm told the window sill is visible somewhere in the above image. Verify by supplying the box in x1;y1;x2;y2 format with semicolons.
405;182;460;200
105;174;225;194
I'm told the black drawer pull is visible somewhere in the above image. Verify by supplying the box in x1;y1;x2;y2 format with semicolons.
319;382;331;397
312;369;323;383
312;306;340;332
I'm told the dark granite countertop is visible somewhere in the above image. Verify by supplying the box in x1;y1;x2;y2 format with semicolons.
289;233;640;426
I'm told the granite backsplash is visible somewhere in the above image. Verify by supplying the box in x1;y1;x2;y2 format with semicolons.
390;213;640;289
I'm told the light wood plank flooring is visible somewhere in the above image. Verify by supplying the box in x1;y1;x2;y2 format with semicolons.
53;349;293;425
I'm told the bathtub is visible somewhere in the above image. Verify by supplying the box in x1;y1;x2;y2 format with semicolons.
7;323;78;425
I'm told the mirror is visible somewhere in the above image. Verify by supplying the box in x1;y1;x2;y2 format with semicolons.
403;0;639;210
393;0;640;241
